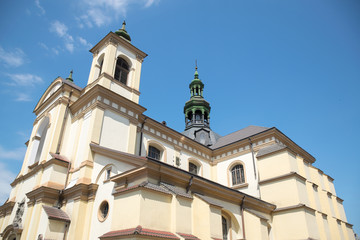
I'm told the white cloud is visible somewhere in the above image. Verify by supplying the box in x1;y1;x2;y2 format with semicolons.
0;47;26;67
6;73;43;87
50;20;68;38
15;93;32;102
35;0;45;15
0;145;26;161
50;21;75;53
39;42;49;50
0;163;16;205
79;0;159;28
65;43;74;53
78;37;92;48
52;48;59;55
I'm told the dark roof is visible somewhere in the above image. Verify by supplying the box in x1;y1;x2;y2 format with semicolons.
210;125;270;149
100;225;179;239
60;77;83;91
42;205;70;222
161;182;193;199
177;232;200;240
256;143;287;158
194;193;223;208
114;181;173;195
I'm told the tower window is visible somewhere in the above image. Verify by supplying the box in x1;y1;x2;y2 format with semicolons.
114;57;129;85
148;146;161;161
231;164;245;185
189;162;198;175
222;216;228;240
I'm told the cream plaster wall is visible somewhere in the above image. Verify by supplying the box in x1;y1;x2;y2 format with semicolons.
243;210;268;240
74;110;92;168
139;190;172;231
257;150;298;181
45;219;67;240
40;164;67;187
272;209;310;240
91;154;135;183
217;152;259;197
112;191;141;230
260;178;302;207
192;195;211;239
61;114;78;160
175;197;192;234
99;109;130;152
89;170;116;240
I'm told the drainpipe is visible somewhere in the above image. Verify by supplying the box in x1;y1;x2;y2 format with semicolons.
248;138;256;180
138;117;148;156
240;196;246;240
248;137;261;198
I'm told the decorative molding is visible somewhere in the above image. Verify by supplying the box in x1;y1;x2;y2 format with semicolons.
259;172;306;185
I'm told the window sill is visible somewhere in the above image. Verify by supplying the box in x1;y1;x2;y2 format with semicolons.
231;183;248;190
28;161;39;170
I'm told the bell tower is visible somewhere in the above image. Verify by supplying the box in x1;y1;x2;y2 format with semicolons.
86;21;147;104
183;65;220;146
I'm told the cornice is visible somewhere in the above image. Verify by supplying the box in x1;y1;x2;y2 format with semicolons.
26;186;60;205
141;117;212;161
11;158;69;187
111;157;276;214
0;200;15;216
70;84;146;118
259;171;306;185
63;183;98;201
273;203;316;213
34;79;81;115
90;143;147;167
89;32;148;60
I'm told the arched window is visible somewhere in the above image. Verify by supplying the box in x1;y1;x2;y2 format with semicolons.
114;57;129;85
189;162;198;175
148;146;161;161
99;58;103;76
222;216;228;240
231;164;245;185
28;116;50;166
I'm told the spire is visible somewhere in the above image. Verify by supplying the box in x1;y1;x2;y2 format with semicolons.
66;70;73;82
183;65;211;130
194;60;199;79
115;20;132;42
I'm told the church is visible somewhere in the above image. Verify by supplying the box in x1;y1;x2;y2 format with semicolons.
0;23;355;240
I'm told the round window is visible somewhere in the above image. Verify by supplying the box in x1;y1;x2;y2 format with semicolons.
98;201;109;222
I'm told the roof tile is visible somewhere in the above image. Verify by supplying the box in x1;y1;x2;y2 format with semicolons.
42;205;70;222
100;225;180;239
256;143;287;158
210;125;269;149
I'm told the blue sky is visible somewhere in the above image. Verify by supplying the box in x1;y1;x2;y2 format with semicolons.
0;0;359;234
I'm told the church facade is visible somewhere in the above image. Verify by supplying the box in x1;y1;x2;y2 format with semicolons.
0;23;355;240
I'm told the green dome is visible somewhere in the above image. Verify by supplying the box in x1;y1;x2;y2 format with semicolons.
115;21;131;42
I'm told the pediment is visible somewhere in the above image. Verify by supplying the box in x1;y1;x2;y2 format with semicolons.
33;77;82;115
33;77;63;114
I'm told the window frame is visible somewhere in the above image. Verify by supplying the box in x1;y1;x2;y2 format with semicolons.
148;145;161;161
189;162;198;175
228;161;247;188
114;57;130;85
98;200;110;222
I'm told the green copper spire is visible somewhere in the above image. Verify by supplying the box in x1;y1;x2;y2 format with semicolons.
115;21;131;42
66;70;73;82
194;60;199;79
183;64;211;130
